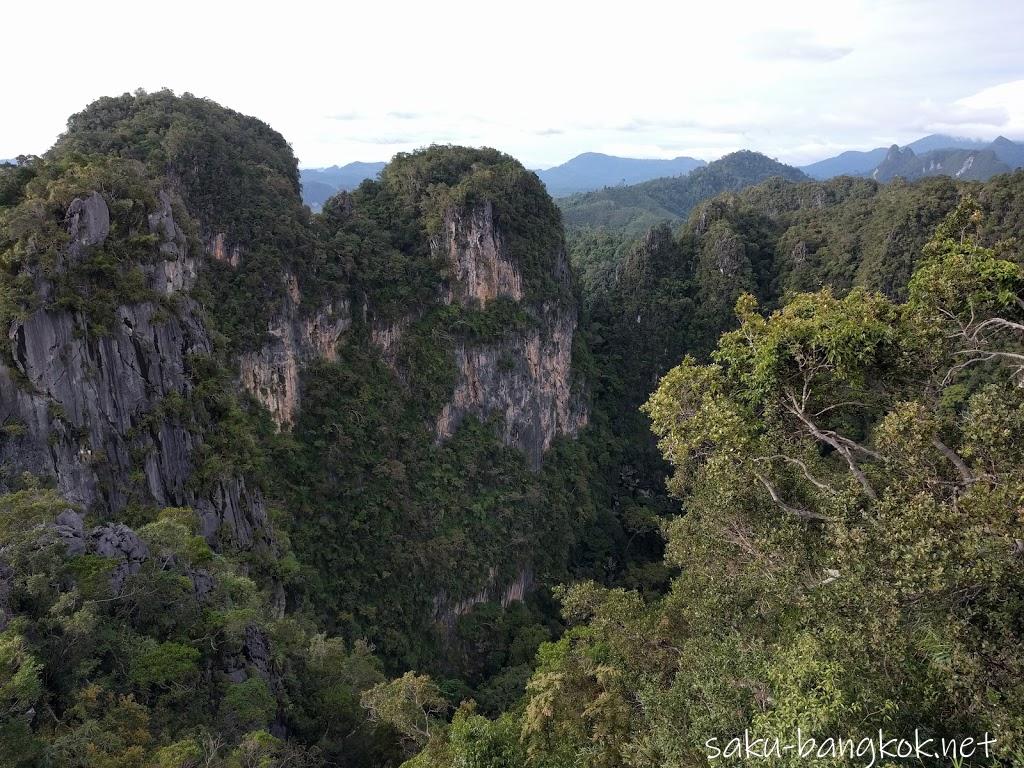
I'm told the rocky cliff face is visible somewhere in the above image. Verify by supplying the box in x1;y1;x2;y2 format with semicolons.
436;202;523;307
433;566;533;632
437;306;584;468
373;201;587;468
239;273;351;427
0;192;269;549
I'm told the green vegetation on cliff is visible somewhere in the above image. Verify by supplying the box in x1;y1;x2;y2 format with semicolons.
404;202;1024;767
4;90;1024;768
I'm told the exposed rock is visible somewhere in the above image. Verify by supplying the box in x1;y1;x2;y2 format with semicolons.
369;315;411;368
243;624;273;681
371;203;587;468
436;306;586;468
88;523;149;593
433;567;533;632
52;513;152;594
0;298;267;549
65;192;110;252
705;227;746;276
195;475;269;550
54;509;86;556
791;240;809;267
146;190;196;295
188;568;216;601
436;202;523;307
239;272;351;427
209;232;241;267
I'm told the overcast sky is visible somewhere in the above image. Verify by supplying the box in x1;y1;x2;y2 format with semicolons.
3;0;1023;169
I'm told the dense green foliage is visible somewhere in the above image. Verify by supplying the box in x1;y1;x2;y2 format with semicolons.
5;90;1024;767
50;88;321;351
0;154;170;334
407;203;1024;766
0;490;400;767
277;340;595;672
327;145;569;317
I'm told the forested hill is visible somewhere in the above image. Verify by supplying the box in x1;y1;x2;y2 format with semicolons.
535;152;705;197
558;149;807;234
0;90;594;766
2;90;1024;767
801;134;1024;180
407;176;1024;768
569;170;1024;301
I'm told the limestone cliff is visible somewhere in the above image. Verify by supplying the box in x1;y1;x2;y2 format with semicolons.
436;305;585;468
436;202;523;307
239;272;351;427
433;566;534;632
373;201;587;468
0;191;269;549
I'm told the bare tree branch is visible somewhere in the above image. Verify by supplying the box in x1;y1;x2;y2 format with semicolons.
783;390;879;500
931;437;977;485
758;455;836;493
752;471;832;522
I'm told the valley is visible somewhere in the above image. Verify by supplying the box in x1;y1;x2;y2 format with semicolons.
1;91;1022;767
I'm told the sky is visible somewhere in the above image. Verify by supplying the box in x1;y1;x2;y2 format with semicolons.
2;0;1023;169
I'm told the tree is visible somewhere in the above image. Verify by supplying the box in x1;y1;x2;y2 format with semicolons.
360;672;448;751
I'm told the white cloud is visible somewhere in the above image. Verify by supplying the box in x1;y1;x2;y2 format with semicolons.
747;29;853;62
1;0;1022;168
945;79;1024;138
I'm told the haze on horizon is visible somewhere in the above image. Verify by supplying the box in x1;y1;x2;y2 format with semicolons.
3;0;1023;170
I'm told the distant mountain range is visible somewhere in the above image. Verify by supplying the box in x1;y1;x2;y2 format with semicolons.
298;134;1024;210
299;162;386;210
299;153;706;208
870;145;1004;182
534;152;706;197
558;150;807;235
800;134;1024;180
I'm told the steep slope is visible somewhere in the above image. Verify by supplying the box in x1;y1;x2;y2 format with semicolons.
286;146;593;671
0;90;309;550
0;92;597;764
536;152;705;197
558;150;808;235
804;135;1024;181
871;144;1009;182
412;205;1024;763
990;135;1024;168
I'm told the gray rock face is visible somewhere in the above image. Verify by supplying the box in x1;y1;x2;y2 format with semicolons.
369;203;587;468
54;509;86;556
188;568;216;601
433;566;533;632
220;624;275;686
243;624;273;680
146;190;197;295
54;511;152;593
88;523;149;592
65;192;110;251
436;201;523;307
0;193;269;549
436;305;586;468
431;203;587;468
